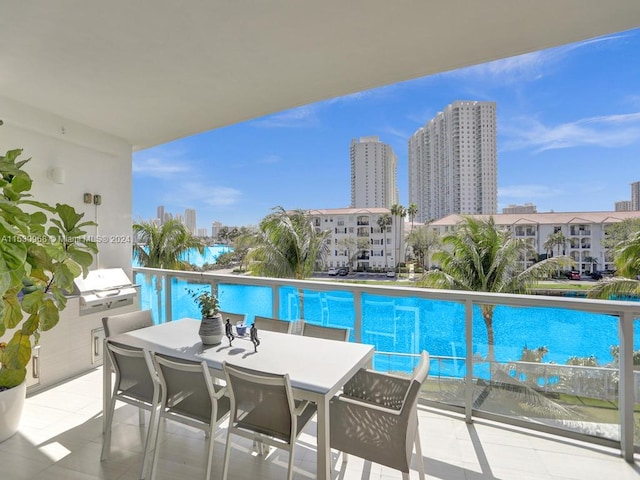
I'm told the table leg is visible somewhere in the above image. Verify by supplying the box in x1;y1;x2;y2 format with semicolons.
316;395;331;480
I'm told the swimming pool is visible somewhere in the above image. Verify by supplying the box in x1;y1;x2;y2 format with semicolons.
135;274;640;376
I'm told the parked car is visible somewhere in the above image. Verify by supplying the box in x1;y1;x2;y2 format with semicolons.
590;270;615;280
327;267;338;276
386;270;396;278
337;267;349;276
568;270;581;280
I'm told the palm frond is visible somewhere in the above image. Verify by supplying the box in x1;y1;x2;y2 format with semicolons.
588;276;640;299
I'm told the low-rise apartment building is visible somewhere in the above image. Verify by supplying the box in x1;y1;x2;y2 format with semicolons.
429;211;640;273
307;208;405;271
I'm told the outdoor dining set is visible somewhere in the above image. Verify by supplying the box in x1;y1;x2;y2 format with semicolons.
101;310;430;480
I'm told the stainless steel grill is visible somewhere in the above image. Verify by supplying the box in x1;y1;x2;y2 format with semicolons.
73;268;138;315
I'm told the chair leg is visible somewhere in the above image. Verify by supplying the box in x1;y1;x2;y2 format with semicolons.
204;426;216;480
222;432;233;480
149;416;165;480
414;429;425;480
286;447;295;480
139;407;145;425
100;395;117;461
141;405;160;480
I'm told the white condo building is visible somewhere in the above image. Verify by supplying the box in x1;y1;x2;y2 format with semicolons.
429;211;640;273
308;208;404;271
408;100;497;222
503;203;537;214
615;200;633;212
350;136;398;209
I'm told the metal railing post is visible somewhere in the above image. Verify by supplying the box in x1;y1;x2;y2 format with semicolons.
354;291;363;344
465;298;473;423
619;311;634;462
164;273;173;322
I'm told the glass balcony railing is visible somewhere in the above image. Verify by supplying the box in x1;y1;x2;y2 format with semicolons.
133;266;640;460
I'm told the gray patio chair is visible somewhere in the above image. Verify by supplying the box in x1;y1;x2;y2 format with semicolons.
101;341;159;480
253;315;293;334
330;351;430;480
301;322;350;341
219;311;247;326
221;362;317;480
102;309;153;337
148;353;231;480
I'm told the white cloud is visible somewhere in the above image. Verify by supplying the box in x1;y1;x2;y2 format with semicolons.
133;157;192;179
451;34;625;84
382;126;410;141
259;155;282;164
251;105;319;128
164;182;242;208
502;112;640;152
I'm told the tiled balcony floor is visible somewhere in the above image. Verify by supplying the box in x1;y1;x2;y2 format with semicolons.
2;367;639;480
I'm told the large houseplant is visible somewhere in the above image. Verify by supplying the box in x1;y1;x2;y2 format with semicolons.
0;149;97;433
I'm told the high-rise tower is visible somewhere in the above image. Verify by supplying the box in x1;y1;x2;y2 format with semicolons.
350;136;398;208
185;208;197;234
408;101;497;222
631;181;640;211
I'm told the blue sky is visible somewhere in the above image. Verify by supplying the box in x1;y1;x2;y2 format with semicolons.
133;28;640;231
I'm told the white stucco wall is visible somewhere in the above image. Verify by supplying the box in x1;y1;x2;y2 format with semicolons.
0;97;133;275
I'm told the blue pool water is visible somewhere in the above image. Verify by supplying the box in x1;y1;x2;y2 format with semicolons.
133;245;232;268
135;273;640;376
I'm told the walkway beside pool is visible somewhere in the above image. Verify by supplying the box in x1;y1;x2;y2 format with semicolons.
2;367;639;480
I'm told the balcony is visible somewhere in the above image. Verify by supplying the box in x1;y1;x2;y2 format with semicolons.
8;366;637;479
131;266;640;465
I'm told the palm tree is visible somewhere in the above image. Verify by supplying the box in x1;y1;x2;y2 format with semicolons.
544;231;566;258
232;230;258;272
133;219;206;319
336;237;370;272
248;206;329;279
583;256;598;275
133;219;205;269
248;207;330;320
407;203;418;232
418;216;570;361
390;204;406;266
406;226;440;271
590;229;640;299
376;213;392;270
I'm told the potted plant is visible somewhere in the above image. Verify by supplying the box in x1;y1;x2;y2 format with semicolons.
188;288;224;345
0;149;97;442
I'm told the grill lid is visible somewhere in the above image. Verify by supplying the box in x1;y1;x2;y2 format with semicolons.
74;268;137;307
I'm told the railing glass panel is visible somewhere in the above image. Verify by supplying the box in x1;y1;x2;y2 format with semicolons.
132;267;640;458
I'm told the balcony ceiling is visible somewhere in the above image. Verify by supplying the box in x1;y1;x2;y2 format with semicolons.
2;1;640;150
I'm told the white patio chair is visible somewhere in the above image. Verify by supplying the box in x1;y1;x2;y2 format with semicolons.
301;322;350;341
221;362;316;480
253;315;293;334
102;309;153;337
219;311;247;326
330;351;430;479
101;341;158;480
149;353;231;480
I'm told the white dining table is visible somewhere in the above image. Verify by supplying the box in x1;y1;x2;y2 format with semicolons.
103;318;374;480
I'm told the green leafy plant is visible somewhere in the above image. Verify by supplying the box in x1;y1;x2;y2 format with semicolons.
188;288;219;318
0;149;97;390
